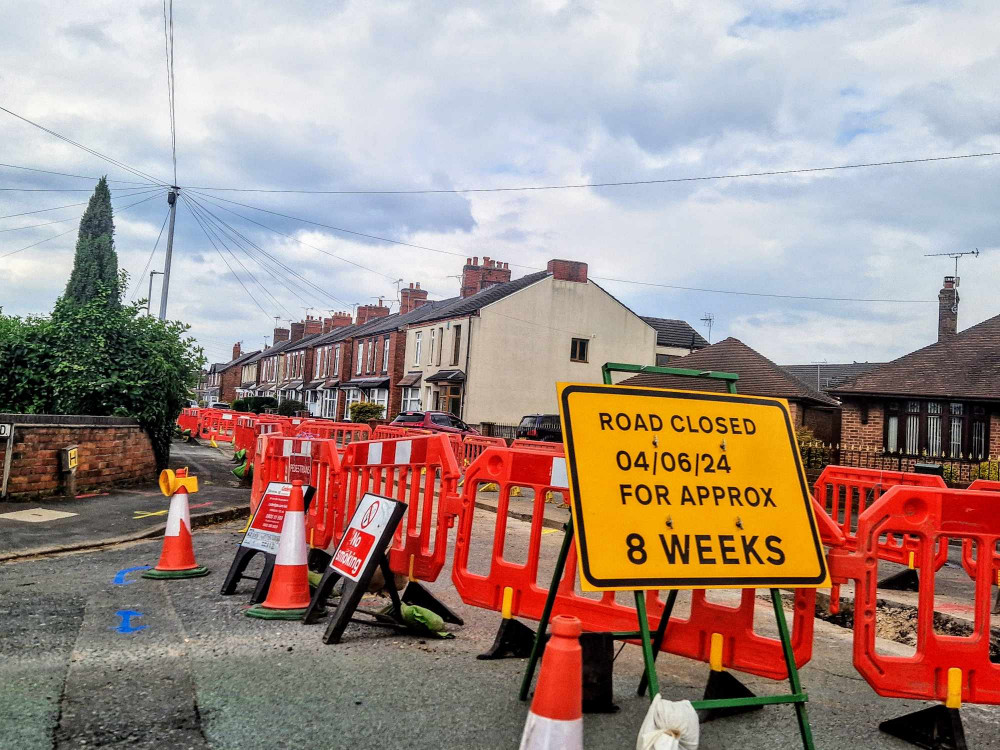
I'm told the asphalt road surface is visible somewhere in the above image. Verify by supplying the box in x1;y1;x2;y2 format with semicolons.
3;507;1000;748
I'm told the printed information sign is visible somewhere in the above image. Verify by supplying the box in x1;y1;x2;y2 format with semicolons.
242;482;294;554
330;493;400;582
558;383;829;591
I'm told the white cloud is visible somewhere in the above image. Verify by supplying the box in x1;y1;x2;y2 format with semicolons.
1;0;999;366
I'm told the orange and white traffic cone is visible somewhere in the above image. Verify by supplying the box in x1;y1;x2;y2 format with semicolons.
142;486;209;579
246;481;312;620
519;615;583;750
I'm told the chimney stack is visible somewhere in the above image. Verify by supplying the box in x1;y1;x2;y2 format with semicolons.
355;301;391;325
938;276;959;341
272;327;290;345
399;281;430;313
303;315;323;337
290;321;306;342
547;259;589;283
460;255;512;297
322;312;353;333
232;342;242;360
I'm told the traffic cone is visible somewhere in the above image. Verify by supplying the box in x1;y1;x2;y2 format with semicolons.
246;480;311;620
142;486;209;579
519;615;583;750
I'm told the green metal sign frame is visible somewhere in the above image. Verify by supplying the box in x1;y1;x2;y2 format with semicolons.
519;362;815;750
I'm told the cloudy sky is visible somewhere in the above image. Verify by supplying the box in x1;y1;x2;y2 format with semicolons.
2;1;998;367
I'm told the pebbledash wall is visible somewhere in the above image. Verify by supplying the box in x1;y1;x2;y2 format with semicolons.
0;414;158;500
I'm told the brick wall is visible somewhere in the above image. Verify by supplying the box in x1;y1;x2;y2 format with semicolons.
991;414;1000;458
219;365;243;404
0;414;157;500
839;399;884;449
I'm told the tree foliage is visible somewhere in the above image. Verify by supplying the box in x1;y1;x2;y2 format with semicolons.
277;399;306;416
349;401;385;423
0;280;204;468
244;396;278;413
64;177;120;305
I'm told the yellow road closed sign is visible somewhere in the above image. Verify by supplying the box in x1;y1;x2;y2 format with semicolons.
558;383;829;591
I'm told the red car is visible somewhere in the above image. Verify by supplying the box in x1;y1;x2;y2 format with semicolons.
390;410;480;436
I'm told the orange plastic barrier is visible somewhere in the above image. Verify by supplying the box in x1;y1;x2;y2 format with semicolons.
968;478;1000;491
813;465;947;567
249;435;343;550
510;438;564;455
196;408;238;443
372;425;408;440
828;485;1000;705
339;434;460;582
177;407;200;433
233;415;257;454
293;420;372;448
461;435;507;468
451;447;814;681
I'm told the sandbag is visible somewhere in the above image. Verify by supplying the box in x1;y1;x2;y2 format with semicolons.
636;695;698;750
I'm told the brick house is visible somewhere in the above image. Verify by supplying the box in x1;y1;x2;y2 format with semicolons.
400;257;657;424
621;337;841;441
830;276;1000;459
275;316;324;405
642;317;709;364
214;343;261;405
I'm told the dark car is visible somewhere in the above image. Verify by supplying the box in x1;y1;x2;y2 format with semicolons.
391;410;481;436
515;414;562;442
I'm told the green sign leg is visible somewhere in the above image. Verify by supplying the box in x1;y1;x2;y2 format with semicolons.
634;591;659;700
770;588;816;750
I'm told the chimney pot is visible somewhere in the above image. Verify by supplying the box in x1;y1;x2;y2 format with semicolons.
938;275;959;341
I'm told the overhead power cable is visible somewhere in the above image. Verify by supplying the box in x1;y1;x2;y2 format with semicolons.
0;162;153;185
162;0;177;185
0;105;169;186
181;195;278;321
189;190;932;305
185;150;1000;195
192;191;412;283
0;190;166;260
0;186;165;221
182;195;295;318
129;209;171;300
0;187;168;230
185;194;354;310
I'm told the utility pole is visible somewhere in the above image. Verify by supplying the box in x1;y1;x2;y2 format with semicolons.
157;189;179;320
147;270;164;315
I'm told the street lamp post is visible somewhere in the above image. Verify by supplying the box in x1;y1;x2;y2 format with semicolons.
147;270;164;316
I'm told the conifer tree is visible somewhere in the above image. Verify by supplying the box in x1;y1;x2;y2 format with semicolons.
64;177;119;305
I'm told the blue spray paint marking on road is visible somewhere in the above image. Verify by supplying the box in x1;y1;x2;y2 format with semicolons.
113;565;152;585
111;610;147;634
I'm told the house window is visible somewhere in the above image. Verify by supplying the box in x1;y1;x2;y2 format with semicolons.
367;338;375;373
570;337;589;363
371;388;389;410
356;343;363;375
322;389;337;418
314;349;323;378
414;331;423;365
344;388;362;417
451;325;461;366
884;399;990;457
429;329;436;367
334;344;341;376
382;335;390;372
402;387;421;411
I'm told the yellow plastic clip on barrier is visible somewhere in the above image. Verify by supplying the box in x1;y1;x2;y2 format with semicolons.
946;667;962;708
408;554;416;583
908;551;915;570
502;586;514;620
158;468;199;496
710;632;724;672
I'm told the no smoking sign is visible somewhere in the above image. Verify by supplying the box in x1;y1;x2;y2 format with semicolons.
330;494;397;582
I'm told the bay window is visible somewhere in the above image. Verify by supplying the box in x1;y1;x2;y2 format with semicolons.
884;399;990;457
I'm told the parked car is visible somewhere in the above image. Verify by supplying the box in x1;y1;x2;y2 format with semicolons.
210;402;230;409
390;411;480;436
515;414;562;442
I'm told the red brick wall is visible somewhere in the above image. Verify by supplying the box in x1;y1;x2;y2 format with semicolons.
219;365;243;404
803;406;840;443
990;414;1000;458
839;399;884;449
546;259;588;283
0;416;157;500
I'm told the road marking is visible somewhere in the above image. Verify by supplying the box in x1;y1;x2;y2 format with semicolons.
133;509;168;519
0;507;79;523
110;610;147;634
541;528;558;535
113;566;152;585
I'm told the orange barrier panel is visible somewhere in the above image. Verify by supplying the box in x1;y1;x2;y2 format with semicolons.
968;478;1000;491
510;438;564;455
197;408;221;439
462;435;507;468
813;465;947;567
233;415;257;454
372;425;408;440
961;478;1000;577
249;435;343;550
177;407;200;433
444;433;463;466
293;420;372;449
340;434;460;582
451;447;814;681
828;486;1000;706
